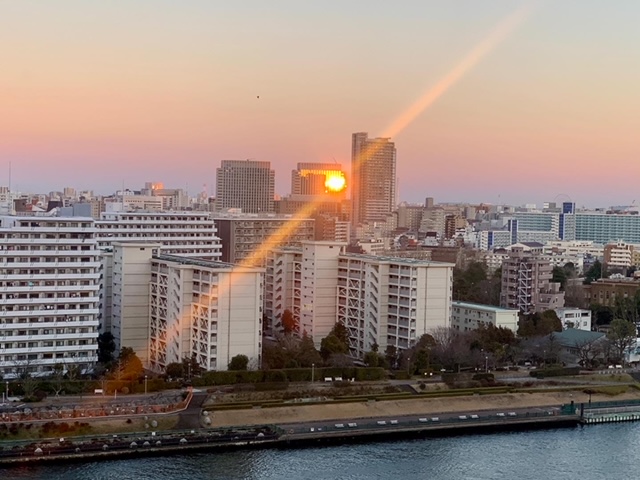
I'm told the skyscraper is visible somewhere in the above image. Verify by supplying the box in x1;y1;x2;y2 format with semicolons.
291;162;347;198
351;132;396;227
215;160;275;213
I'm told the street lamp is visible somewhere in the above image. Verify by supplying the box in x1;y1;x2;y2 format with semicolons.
144;375;148;395
311;364;315;383
5;381;8;401
485;355;489;373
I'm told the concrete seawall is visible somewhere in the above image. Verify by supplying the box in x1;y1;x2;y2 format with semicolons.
0;415;580;467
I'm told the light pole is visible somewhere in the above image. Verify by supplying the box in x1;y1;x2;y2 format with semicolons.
485;355;489;373
311;364;315;383
5;381;8;400
144;375;148;395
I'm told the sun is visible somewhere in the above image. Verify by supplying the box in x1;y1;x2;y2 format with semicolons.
325;173;346;193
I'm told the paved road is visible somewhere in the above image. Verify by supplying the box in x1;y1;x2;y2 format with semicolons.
279;405;564;435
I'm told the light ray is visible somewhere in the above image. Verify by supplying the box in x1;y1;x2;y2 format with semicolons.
168;4;538;369
382;2;536;139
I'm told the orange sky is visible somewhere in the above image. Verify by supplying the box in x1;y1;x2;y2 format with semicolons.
1;1;640;207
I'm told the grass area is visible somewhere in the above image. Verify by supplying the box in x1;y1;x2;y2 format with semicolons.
569;374;635;383
0;415;180;443
586;385;630;396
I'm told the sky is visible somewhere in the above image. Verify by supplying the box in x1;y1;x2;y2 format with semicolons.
1;0;640;208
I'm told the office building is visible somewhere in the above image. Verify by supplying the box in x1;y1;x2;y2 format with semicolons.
351;132;396;228
215;160;275;213
0;216;100;378
291;163;346;198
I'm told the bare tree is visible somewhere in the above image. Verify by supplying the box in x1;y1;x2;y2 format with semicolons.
575;339;603;368
12;358;38;400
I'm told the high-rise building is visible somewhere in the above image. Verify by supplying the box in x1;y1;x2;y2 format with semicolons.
291;163;347;198
0;215;100;378
351;132;397;228
215;160;275;213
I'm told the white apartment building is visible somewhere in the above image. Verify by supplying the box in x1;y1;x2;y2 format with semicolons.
97;211;221;259
0;216;100;378
97;212;221;336
338;254;453;358
265;242;345;342
451;301;519;333
149;255;263;372
554;307;592;331
110;243;161;366
265;243;454;358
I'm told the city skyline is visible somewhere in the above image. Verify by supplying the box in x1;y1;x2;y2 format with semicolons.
3;1;640;207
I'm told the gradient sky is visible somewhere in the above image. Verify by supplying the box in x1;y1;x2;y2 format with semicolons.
2;1;640;208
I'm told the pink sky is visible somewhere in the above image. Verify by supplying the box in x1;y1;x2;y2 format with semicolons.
1;1;640;207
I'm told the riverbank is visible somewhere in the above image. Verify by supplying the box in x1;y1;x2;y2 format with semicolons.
206;389;640;427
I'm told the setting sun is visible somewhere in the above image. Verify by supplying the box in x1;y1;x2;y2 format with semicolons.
325;173;346;192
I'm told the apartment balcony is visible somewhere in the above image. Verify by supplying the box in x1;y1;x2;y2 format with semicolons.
4;295;100;305
0;284;97;293
0;273;100;281
1;344;98;355
0;308;99;318
5;332;98;343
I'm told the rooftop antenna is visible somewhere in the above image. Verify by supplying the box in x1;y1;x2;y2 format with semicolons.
8;161;11;191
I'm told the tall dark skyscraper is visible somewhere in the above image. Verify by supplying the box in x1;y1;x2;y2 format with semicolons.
351;132;397;227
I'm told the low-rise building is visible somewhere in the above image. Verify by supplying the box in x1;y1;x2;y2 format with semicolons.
554;307;592;331
451;301;519;333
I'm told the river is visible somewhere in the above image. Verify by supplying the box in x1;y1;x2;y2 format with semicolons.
4;423;639;479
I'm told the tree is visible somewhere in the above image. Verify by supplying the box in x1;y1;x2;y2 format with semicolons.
165;362;184;379
114;347;143;381
584;260;604;285
607;319;637;365
330;322;349;346
97;332;116;365
281;309;297;335
51;363;65;397
182;354;203;378
385;345;398;370
518;310;562;338
320;334;348;361
575;338;604;368
296;333;322;367
552;266;568;291
363;350;379;367
228;354;249;371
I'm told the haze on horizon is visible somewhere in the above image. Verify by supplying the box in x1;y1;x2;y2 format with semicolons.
1;0;639;209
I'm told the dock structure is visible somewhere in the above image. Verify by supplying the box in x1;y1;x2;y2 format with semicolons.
579;399;640;425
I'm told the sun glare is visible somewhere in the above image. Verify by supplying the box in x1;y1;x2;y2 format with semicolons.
325;174;346;193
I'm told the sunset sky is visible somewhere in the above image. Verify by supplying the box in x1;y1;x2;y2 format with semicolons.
1;1;639;207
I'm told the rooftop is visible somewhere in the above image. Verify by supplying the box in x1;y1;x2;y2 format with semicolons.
339;253;454;267
548;328;605;347
154;254;262;272
452;301;519;312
